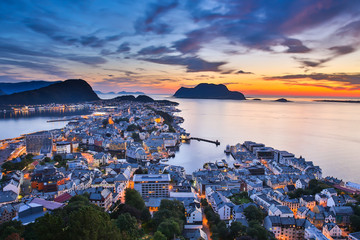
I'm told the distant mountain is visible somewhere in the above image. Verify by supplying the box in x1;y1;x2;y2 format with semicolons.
107;95;178;105
0;81;61;95
0;89;5;96
0;79;99;105
94;90;103;94
118;91;145;95
174;83;246;100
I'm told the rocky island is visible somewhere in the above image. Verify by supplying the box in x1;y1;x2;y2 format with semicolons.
174;83;246;100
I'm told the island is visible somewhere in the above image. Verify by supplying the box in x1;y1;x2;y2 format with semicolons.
174;83;246;100
118;91;145;95
0;79;100;105
275;98;292;102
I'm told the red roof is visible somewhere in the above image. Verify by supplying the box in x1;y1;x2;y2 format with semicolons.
54;192;72;203
32;161;39;166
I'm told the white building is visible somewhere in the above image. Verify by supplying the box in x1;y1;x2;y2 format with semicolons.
185;203;202;224
133;174;170;199
322;223;342;240
268;205;294;218
56;141;72;154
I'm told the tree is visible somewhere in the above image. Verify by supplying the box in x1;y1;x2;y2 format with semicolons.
247;221;271;240
157;220;181;239
229;221;247;239
244;205;264;223
29;194;122;240
116;213;142;239
153;231;167;240
0;221;24;240
141;208;151;222
125;188;145;211
200;198;209;207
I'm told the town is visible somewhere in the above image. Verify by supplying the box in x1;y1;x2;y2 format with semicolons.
0;99;360;240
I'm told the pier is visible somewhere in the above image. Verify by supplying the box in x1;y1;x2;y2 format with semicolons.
190;137;220;146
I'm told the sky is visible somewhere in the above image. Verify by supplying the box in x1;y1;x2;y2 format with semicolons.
1;0;360;97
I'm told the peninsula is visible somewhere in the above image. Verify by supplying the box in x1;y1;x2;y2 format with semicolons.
174;83;246;100
0;79;99;105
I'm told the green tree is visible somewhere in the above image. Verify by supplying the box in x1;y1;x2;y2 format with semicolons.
125;188;145;211
0;221;24;240
244;205;264;223
229;221;247;239
153;231;167;240
350;215;360;232
247;221;271;240
200;198;209;207
157;219;181;239
116;213;142;239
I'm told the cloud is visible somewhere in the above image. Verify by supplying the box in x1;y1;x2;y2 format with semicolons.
0;58;68;77
116;42;131;53
135;0;178;34
236;70;253;74
25;18;121;48
66;56;107;65
264;73;360;90
141;55;226;72
282;38;311;53
329;45;356;56
138;46;173;55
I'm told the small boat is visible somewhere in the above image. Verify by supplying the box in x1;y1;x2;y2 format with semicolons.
216;159;225;168
233;162;241;168
224;145;231;154
160;159;169;162
168;151;175;157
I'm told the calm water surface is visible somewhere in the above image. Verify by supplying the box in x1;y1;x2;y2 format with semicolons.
1;95;359;182
169;98;360;183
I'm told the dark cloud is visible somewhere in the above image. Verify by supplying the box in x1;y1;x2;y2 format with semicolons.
141;56;226;72
66;56;107;65
236;70;253;74
282;38;311;53
0;58;68;77
264;73;360;90
116;42;131;53
135;0;178;34
329;45;356;55
138;46;173;55
25;18;121;48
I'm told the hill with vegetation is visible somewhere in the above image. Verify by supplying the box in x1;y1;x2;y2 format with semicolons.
174;83;246;100
0;79;99;105
0;81;61;95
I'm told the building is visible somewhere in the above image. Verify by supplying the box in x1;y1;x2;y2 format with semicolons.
89;188;113;211
349;232;360;240
133;174;170;199
185;202;202;224
26;131;53;156
31;165;66;192
0;204;17;223
322;222;342;240
264;216;311;240
56;141;72;154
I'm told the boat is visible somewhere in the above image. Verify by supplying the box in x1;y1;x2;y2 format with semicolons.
221;159;228;167
168;151;175;157
216;159;225;168
224;145;231;154
160;159;169;162
233;162;241;168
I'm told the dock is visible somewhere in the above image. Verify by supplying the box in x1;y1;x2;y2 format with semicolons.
190;137;220;146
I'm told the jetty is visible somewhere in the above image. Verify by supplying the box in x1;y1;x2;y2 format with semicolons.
190;137;220;146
